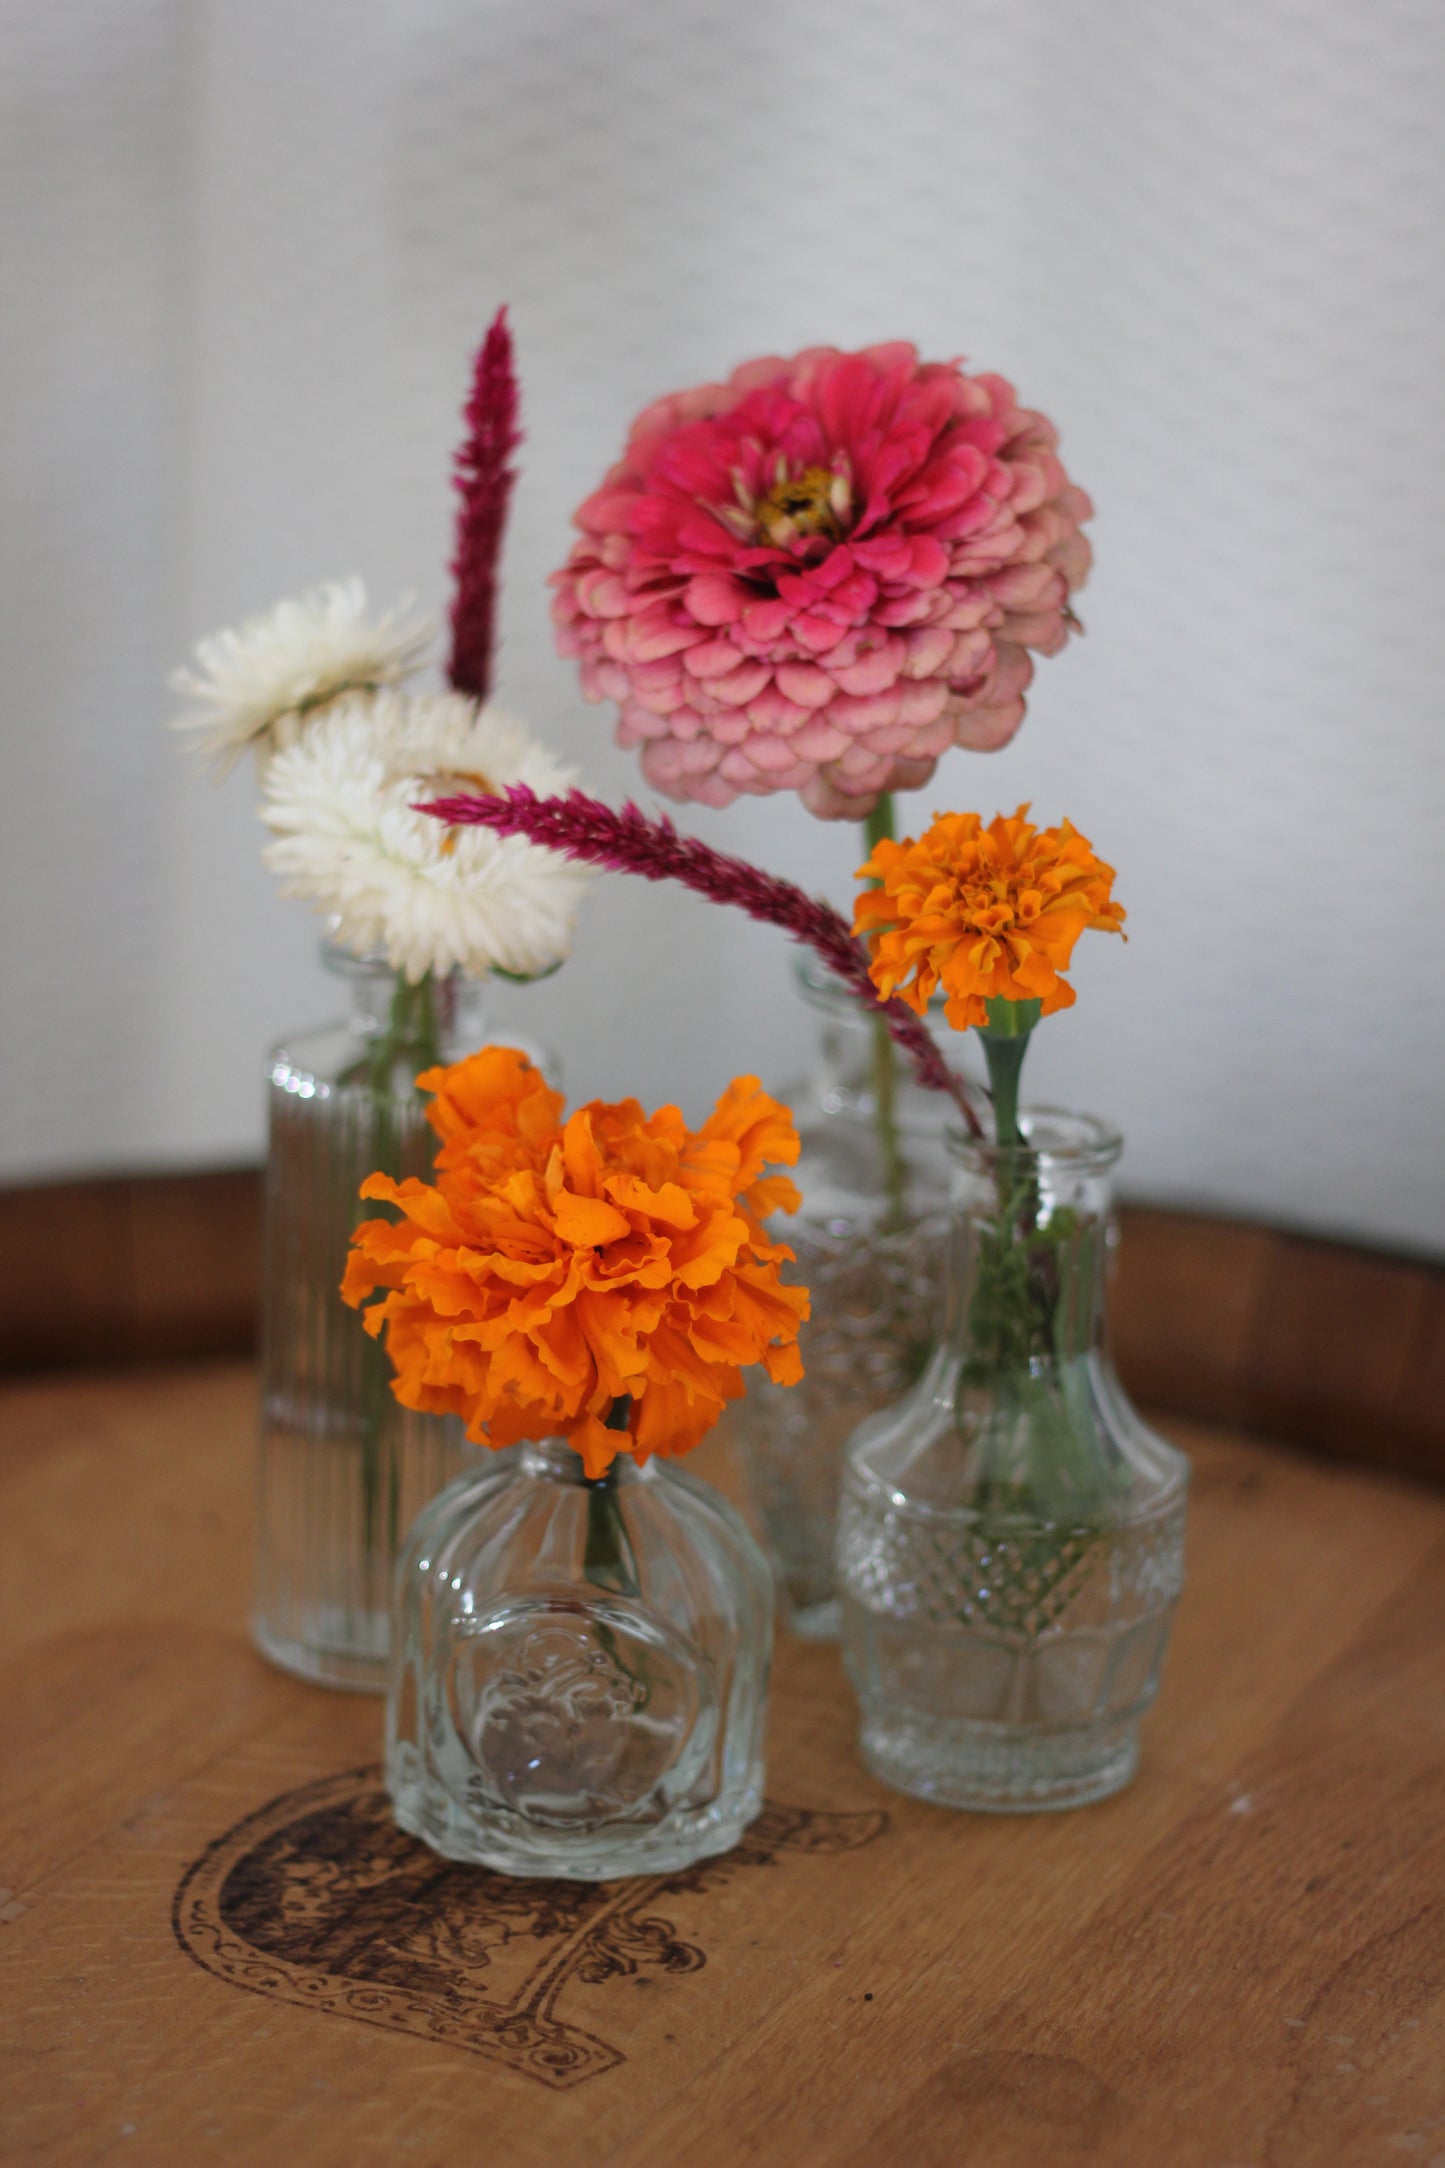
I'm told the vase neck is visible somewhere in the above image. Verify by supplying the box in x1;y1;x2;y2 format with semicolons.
519;1438;644;1487
940;1111;1122;1372
322;942;492;1064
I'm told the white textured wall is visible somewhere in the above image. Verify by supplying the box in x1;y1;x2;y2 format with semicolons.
2;0;1443;1252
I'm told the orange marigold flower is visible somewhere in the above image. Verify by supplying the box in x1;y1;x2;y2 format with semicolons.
853;805;1125;1031
341;1045;809;1478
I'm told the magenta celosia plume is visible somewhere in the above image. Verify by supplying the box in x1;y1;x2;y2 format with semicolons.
551;342;1092;820
447;306;522;703
421;782;983;1135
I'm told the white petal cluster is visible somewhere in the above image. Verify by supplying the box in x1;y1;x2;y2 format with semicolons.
261;691;591;982
171;579;433;771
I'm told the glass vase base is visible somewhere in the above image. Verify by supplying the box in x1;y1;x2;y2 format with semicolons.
856;1707;1141;1814
252;1610;388;1696
387;1752;764;1880
785;1596;842;1643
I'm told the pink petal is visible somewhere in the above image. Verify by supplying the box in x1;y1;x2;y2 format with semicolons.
687;771;742;809
707;661;773;707
948;628;995;680
682;637;748;679
827;691;905;733
951;700;1025;751
836;744;893;781
790;613;850;655
907;535;950;586
702;706;752;745
627;612;707;663
744;685;811;733
987;562;1056;610
739;731;802;774
901;625;955;678
685;575;747;626
775;662;836;710
1000;609;1069;654
576;569;632;618
616;704;670;744
789;719;850;761
742;598;792;644
575;483;638;534
831;637;905;698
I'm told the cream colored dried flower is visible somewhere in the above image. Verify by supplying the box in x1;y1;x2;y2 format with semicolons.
171;578;433;771
260;690;591;982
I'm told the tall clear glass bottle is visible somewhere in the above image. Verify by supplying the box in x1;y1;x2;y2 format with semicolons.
388;1439;773;1879
727;957;960;1638
836;1110;1189;1811
254;944;528;1692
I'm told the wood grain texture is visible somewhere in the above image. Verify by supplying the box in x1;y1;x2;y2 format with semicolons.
0;1169;259;1370
4;1170;1441;1484
2;1363;1444;2166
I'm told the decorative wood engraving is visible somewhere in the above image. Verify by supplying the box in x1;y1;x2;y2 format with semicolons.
172;1766;886;2089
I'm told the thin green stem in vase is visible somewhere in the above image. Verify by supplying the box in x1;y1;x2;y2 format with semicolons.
582;1397;642;1598
860;793;908;1228
349;969;444;1564
583;1398;652;1702
963;1004;1123;1541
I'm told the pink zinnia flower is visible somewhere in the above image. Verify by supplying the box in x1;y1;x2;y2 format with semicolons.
551;343;1093;819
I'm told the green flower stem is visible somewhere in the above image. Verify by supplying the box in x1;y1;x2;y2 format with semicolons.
582;1397;641;1598
583;1399;651;1702
862;790;896;861
966;1003;1119;1531
365;970;441;1099
980;1031;1026;1153
861;793;908;1229
343;969;443;1563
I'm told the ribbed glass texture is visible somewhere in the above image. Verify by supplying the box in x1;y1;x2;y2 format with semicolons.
253;946;507;1692
388;1440;773;1878
836;1111;1189;1812
724;958;959;1639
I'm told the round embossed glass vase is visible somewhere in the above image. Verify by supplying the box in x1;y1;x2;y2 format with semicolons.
388;1441;773;1879
727;958;958;1639
255;943;537;1693
836;1111;1189;1812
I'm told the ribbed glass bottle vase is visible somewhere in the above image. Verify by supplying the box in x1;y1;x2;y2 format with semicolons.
254;945;518;1692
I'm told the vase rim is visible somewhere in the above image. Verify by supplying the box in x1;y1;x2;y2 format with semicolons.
520;1436;646;1485
946;1103;1123;1171
320;933;470;988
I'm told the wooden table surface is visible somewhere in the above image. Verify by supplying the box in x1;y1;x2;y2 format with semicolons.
2;1363;1443;2168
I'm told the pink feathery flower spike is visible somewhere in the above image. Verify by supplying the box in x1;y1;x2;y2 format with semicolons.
447;306;522;702
421;783;984;1135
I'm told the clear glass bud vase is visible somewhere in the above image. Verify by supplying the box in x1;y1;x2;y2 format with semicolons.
387;1441;773;1879
836;1110;1189;1812
255;944;524;1692
728;957;959;1639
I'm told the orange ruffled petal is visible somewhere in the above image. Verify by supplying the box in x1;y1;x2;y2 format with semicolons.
854;805;1125;1031
342;1047;809;1474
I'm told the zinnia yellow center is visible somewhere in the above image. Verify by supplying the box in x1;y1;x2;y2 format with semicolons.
755;465;850;547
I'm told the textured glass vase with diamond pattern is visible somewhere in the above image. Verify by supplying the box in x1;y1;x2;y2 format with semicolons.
725;958;958;1639
836;1110;1188;1811
388;1439;773;1878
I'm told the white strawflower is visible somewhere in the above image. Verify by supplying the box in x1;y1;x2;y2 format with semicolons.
261;690;591;982
171;578;434;771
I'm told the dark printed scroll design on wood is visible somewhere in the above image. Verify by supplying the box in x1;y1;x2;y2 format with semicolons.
172;1765;886;2089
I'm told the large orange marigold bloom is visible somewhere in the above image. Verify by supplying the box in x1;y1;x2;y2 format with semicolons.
342;1046;809;1478
853;805;1125;1031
